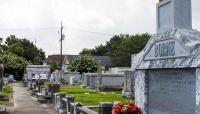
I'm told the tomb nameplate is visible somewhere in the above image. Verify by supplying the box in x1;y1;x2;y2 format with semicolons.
144;38;190;60
147;69;196;114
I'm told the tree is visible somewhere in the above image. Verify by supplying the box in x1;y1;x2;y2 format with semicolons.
109;34;150;66
80;45;107;56
0;35;46;80
67;55;100;74
0;51;29;80
49;62;60;72
80;48;94;55
79;33;150;67
5;35;45;64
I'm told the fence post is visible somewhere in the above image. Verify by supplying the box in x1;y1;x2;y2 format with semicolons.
59;93;66;109
66;95;75;112
99;102;113;114
75;102;82;114
70;103;74;114
55;95;60;111
52;93;58;105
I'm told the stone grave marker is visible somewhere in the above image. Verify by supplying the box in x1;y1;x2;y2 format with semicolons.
122;70;134;98
133;0;200;114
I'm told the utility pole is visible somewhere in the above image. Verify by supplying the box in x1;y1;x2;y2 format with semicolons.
60;22;63;70
35;39;37;47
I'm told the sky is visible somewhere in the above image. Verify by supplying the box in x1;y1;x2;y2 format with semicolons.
0;0;199;56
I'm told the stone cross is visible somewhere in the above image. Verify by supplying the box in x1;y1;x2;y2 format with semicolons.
157;0;192;32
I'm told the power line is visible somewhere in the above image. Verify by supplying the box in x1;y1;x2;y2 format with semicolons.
0;27;115;36
0;27;58;31
65;27;115;36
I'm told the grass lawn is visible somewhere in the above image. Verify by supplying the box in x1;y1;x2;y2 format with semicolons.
60;86;132;106
0;92;10;97
0;85;13;107
0;101;13;107
60;86;97;94
1;85;13;98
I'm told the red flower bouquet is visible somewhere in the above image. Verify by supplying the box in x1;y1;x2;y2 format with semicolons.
112;102;141;114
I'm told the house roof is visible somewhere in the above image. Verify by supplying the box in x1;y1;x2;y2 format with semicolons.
47;54;112;67
47;55;65;63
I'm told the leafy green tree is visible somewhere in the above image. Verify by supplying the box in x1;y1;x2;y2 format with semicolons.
0;51;29;80
5;35;45;64
0;35;46;80
110;34;150;66
80;48;94;55
48;62;60;72
67;55;100;74
80;45;107;56
79;33;150;67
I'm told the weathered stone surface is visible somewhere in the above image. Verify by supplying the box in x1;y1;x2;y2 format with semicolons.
157;0;192;32
196;68;200;113
133;29;200;114
133;0;200;113
147;69;195;114
134;70;147;113
133;29;200;70
122;70;134;98
83;73;124;89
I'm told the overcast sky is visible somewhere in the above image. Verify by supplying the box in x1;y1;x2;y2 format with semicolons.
0;0;199;56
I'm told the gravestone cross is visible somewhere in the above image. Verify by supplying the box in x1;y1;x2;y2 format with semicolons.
157;0;192;32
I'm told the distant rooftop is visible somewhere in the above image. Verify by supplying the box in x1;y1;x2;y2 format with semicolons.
47;54;113;67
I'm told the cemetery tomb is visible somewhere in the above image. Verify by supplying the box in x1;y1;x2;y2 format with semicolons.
83;73;124;90
133;0;200;114
25;65;51;81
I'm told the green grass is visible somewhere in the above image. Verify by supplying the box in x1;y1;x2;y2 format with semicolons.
1;86;13;98
74;93;131;106
0;85;14;107
0;92;10;97
106;91;122;94
60;86;132;106
44;81;50;86
0;101;13;107
3;86;13;93
60;87;97;94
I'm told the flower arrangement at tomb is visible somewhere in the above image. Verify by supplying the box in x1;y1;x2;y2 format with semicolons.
112;102;141;114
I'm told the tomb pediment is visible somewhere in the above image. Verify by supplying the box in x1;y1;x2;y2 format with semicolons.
134;29;200;69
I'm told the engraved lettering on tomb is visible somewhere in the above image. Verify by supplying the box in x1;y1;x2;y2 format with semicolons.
144;39;190;60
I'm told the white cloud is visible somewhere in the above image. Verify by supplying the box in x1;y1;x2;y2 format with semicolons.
0;0;199;56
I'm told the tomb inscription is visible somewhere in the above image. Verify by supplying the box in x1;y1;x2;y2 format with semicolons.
147;69;195;114
144;39;190;60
